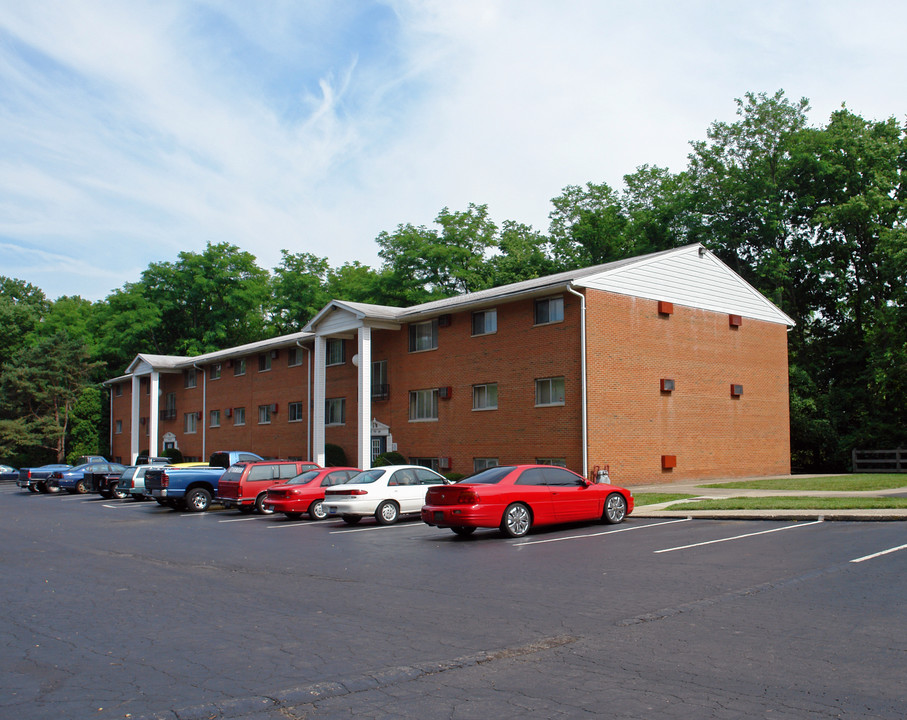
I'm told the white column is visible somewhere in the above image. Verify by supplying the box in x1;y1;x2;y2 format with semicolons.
358;327;372;470
148;371;160;458
130;374;141;464
313;335;326;466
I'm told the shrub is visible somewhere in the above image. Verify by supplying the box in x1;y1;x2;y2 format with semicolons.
325;443;347;467
373;450;407;467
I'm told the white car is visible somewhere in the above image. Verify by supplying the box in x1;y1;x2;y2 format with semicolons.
324;465;451;525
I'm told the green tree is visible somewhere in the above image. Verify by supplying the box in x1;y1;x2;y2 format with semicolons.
93;282;163;373
67;385;103;463
0;277;48;372
548;182;630;268
269;251;331;333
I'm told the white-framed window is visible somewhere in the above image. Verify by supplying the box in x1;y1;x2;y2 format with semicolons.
325;398;345;425
537;457;567;467
115;384;123;397
115;420;122;434
535;377;566;406
185;368;197;388
410;457;441;471
474;457;499;472
234;358;246;376
233;407;246;426
409;388;439;421
258;353;271;372
185;412;198;434
288;401;303;422
210;409;220;428
209;363;221;380
288;347;302;367
258;404;272;424
472;309;497;336
472;383;498;410
534;296;564;325
409;320;438;352
326;339;345;366
371;360;388;399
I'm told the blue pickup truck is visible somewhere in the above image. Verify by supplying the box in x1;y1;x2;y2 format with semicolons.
143;451;263;512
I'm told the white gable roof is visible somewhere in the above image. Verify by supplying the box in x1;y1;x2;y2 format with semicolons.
574;245;795;325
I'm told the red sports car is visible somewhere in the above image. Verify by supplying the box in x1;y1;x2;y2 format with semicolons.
263;467;361;520
421;464;633;537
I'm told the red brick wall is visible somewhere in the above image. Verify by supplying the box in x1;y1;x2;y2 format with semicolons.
585;291;791;485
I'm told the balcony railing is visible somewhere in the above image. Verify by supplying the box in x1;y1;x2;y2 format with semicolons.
159;408;177;421
371;384;389;400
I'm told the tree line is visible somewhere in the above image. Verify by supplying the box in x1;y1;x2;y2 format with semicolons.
1;90;904;471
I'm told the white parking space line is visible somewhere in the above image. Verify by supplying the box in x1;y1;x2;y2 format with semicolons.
515;518;693;546
850;543;907;564
218;516;261;523
267;521;324;529
655;520;824;554
329;523;418;534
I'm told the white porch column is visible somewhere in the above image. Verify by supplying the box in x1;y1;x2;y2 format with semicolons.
313;335;326;466
357;327;372;470
130;374;141;464
148;371;160;458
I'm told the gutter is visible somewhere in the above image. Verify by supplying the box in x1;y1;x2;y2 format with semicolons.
296;340;312;462
566;284;588;478
193;363;206;460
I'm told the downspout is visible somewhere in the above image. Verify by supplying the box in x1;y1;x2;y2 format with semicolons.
566;284;588;478
297;340;312;462
194;364;206;460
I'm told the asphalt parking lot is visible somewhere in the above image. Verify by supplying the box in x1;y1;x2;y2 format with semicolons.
2;483;906;720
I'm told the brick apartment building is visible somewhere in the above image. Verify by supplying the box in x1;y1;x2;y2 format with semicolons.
106;244;794;485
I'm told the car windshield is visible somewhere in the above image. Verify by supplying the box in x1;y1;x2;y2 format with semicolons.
286;470;320;485
121;468;137;481
345;469;384;484
459;466;515;485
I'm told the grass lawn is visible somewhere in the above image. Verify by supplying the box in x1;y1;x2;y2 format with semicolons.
633;493;697;506
663;496;907;511
700;474;907;492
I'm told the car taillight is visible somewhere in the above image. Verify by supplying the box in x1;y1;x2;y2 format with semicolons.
457;489;478;504
160;472;169;489
51;472;62;479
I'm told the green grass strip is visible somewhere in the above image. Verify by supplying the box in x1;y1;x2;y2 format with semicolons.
700;474;907;492
663;496;907;511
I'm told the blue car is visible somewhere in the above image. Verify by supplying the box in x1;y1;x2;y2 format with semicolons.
1;464;18;483
50;463;126;494
17;464;72;492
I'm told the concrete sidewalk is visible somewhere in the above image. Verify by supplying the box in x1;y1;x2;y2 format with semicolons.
625;475;907;521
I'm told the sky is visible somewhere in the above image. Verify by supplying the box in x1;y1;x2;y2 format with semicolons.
1;0;906;302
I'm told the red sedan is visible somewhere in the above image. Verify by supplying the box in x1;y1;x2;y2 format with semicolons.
421;464;633;538
264;467;361;520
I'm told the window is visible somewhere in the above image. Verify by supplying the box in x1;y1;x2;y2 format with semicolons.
185;412;198;434
408;458;441;472
185;368;197;388
162;392;176;420
472;309;497;335
544;467;582;484
409;388;439;421
473;457;499;472
326;339;345;366
288;347;302;367
233;407;246;426
288;401;303;422
115;384;123;397
409;319;438;352
372;360;388;399
115;420;122;434
209;363;221;380
536;377;566;406
537;457;567;468
325;398;345;425
258;353;271;372
534;296;564;325
473;383;498;410
258;404;272;424
515;468;547;485
210;409;220;428
234;358;246;376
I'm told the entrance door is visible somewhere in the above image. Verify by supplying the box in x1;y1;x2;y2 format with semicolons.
371;436;387;463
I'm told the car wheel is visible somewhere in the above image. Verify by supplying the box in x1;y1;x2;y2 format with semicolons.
341;514;362;525
603;492;628;524
500;503;531;538
37;481;49;493
451;526;476;536
375;500;399;525
184;488;212;512
308;499;327;520
99;490;113;499
46;481;61;494
285;512;303;520
74;479;89;494
112;485;128;500
27;484;39;493
254;494;273;515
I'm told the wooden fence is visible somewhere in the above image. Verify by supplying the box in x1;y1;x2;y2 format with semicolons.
852;448;907;473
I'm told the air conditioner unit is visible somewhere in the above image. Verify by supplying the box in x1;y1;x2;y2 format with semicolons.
731;384;744;397
226;359;233;368
196;411;203;420
658;301;674;316
439;386;452;400
729;314;743;327
270;403;278;413
438;314;452;327
270;349;279;359
660;378;675;393
225;408;232;417
439;457;451;470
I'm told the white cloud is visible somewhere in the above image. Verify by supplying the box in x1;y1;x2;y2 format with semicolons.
1;0;906;300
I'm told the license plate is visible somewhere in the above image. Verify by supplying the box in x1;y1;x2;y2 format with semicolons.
434;511;444;523
328;507;337;514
